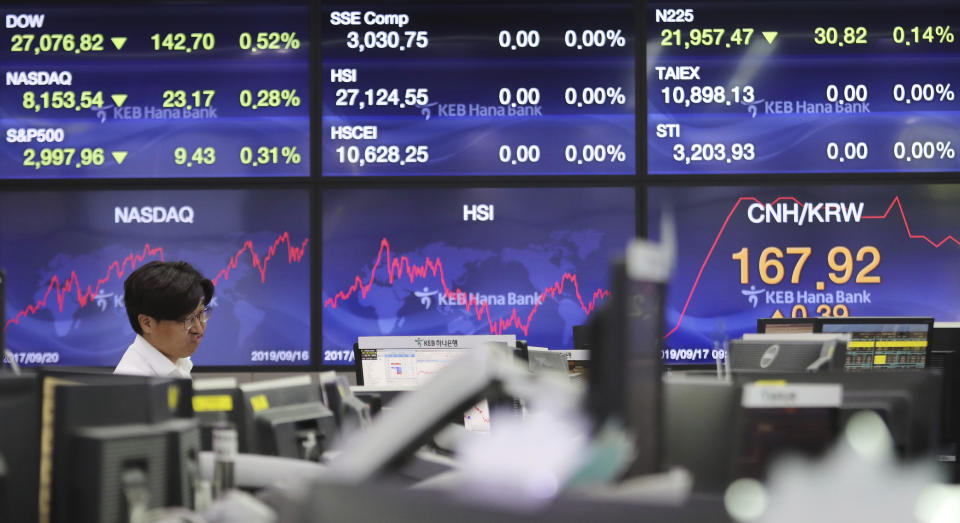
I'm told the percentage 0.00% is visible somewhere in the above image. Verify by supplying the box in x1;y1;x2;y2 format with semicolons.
892;83;954;104
495;144;627;165
893;141;956;162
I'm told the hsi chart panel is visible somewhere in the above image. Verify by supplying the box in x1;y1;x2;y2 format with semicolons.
320;186;635;365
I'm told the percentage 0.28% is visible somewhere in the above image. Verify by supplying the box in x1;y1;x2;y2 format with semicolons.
239;89;301;110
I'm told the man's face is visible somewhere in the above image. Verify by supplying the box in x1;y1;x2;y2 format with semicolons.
141;301;207;361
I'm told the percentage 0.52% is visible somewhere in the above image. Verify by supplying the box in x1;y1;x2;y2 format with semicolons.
238;31;300;51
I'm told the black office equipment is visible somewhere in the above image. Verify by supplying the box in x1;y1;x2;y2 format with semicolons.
255;403;338;461
662;375;739;492
319;372;372;435
238;376;336;459
33;371;198;523
821;317;934;370
730;334;848;373
757;317;818;335
0;373;40;523
191;378;248;452
587;257;666;477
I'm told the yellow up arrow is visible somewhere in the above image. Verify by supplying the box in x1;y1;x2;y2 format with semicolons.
111;94;128;107
762;31;779;44
111;37;127;50
111;151;128;165
771;309;784;318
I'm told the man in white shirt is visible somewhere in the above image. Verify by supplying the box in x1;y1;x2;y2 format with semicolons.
114;260;214;379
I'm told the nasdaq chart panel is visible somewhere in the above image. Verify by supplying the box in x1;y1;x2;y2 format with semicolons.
648;184;960;365
647;1;960;174
0;4;309;179
320;187;635;366
321;1;635;176
0;189;311;367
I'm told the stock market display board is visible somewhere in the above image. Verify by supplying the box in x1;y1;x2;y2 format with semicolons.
2;1;959;368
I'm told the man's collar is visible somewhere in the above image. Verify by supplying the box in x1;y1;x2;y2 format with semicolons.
134;335;191;378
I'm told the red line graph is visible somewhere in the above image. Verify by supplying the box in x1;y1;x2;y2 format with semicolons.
665;196;959;339
4;232;308;333
323;237;609;337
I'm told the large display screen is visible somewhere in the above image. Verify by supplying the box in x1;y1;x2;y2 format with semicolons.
321;1;634;176
0;4;309;178
321;186;635;365
0;189;311;367
649;184;960;365
647;2;960;174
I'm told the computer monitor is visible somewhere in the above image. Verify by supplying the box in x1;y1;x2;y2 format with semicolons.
733;333;849;373
526;347;570;378
0;373;40;523
69;424;171;522
757;317;818;335
191;377;246;451
735;369;942;459
36;372;197;523
820;317;933;370
587;238;668;478
662;374;739;492
237;376;336;459
354;335;517;389
319;372;371;436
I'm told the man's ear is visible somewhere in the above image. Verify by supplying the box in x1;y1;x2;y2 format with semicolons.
138;314;156;335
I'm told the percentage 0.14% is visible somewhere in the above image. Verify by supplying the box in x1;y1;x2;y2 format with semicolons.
893;25;954;45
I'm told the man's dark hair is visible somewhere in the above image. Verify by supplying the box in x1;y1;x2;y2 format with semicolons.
124;261;214;335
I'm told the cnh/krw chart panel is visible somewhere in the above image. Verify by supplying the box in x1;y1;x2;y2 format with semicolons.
649;184;960;365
